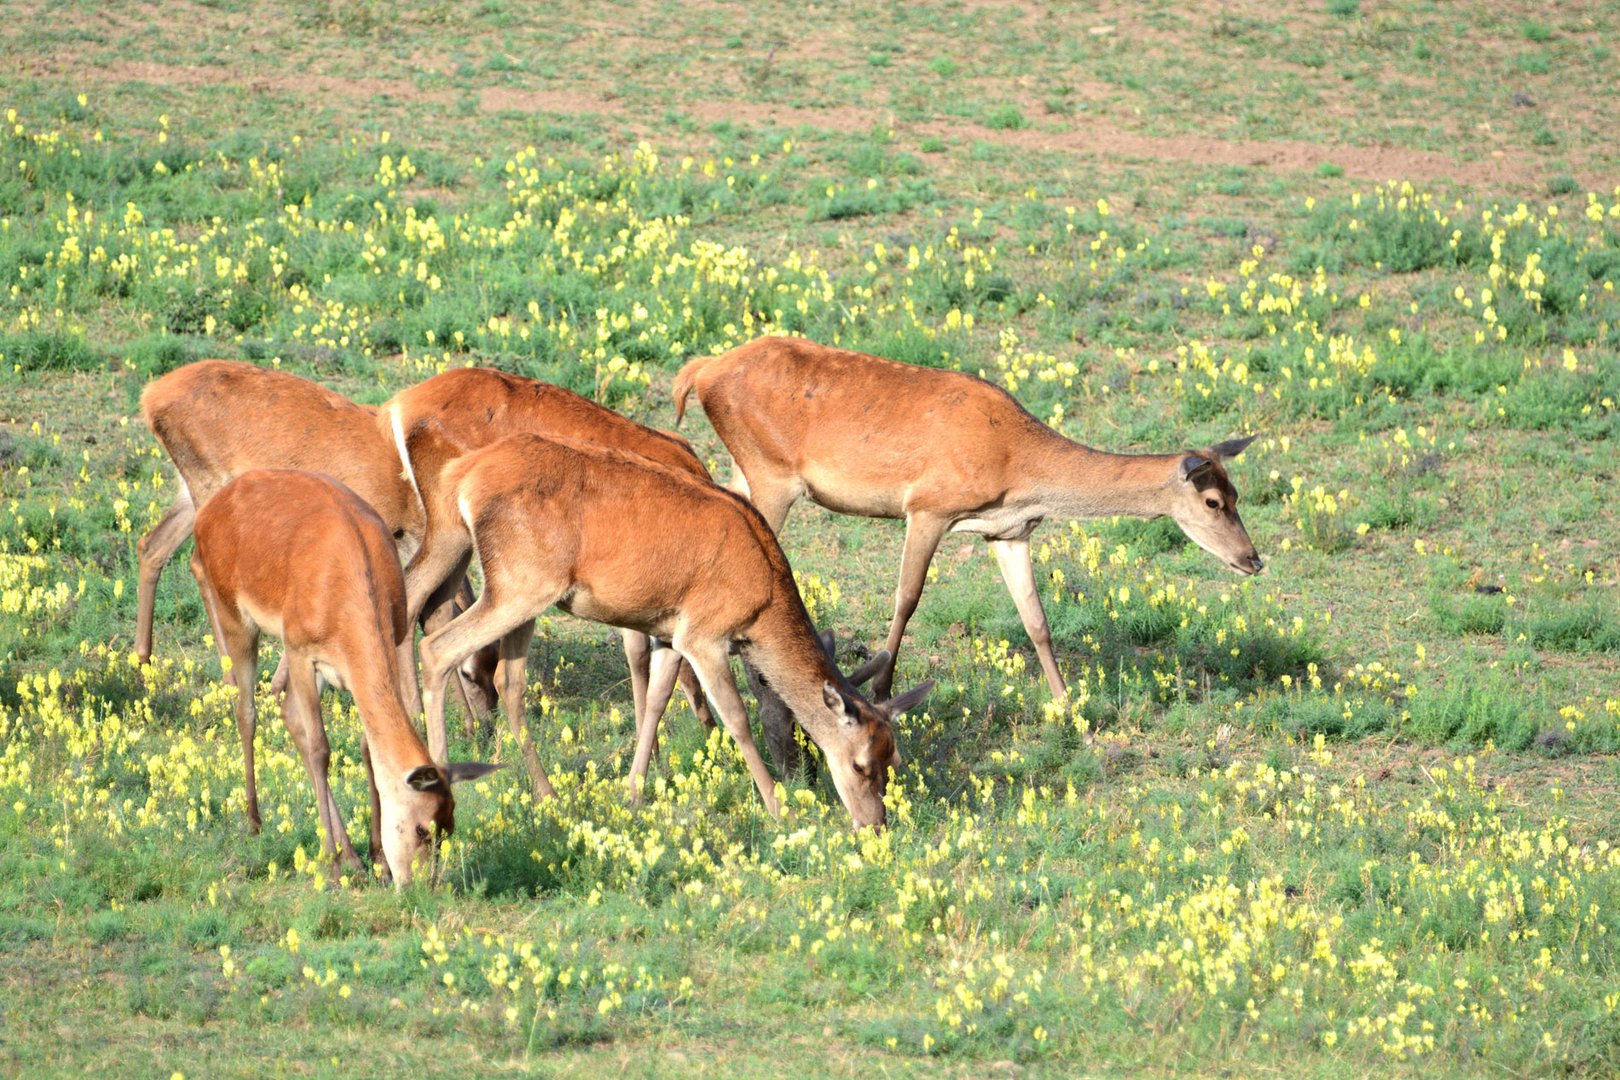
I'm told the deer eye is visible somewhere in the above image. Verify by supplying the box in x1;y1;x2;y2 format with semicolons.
1205;497;1221;510
415;824;431;842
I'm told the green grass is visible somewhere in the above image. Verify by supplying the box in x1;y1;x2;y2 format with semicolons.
2;1;1620;1075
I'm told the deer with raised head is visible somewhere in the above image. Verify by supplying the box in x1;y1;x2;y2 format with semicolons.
674;336;1264;702
413;433;934;829
380;366;715;789
190;469;496;885
136;360;499;717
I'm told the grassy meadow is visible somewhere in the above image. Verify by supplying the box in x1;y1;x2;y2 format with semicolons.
2;1;1619;1075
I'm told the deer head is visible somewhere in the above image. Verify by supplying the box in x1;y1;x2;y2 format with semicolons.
815;653;933;830
383;761;501;885
1165;435;1264;576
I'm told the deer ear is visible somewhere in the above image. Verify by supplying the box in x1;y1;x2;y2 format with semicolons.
404;765;445;792
443;761;503;785
881;680;935;718
1180;455;1215;483
846;649;889;689
823;681;850;717
1210;434;1258;460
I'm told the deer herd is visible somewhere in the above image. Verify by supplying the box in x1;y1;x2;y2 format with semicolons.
138;336;1262;887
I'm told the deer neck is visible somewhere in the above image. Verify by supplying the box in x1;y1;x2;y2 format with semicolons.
740;597;845;744
1018;429;1180;521
350;674;433;779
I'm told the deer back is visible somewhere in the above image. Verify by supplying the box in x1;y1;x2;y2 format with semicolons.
193;469;409;672
677;336;1048;516
386;366;708;488
445;434;778;638
141;360;422;542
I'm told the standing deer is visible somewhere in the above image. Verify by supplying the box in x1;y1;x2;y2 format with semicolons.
190;469;496;885
136;360;499;718
674;336;1264;702
380;366;715;790
413;434;933;829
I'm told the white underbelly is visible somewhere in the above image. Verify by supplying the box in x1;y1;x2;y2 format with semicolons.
949;508;1041;540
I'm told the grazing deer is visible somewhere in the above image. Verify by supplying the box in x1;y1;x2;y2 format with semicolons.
380;366;715;789
136;360;498;717
190;469;496;885
674;336;1264;702
413;434;933;829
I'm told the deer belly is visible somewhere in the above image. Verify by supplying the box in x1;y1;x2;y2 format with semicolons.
556;588;678;640
801;466;904;518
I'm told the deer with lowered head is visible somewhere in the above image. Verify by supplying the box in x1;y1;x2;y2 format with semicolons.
674;336;1264;703
189;469;496;885
413;433;934;829
137;360;499;719
379;366;717;790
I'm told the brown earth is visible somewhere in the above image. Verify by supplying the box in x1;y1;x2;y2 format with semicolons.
30;58;1587;192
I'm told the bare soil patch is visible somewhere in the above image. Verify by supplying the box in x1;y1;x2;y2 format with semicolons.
11;25;1596;192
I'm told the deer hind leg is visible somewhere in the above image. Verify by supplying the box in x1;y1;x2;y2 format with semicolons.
627;641;684;806
135;489;197;666
738;471;804;535
677;658;715;730
268;649;292;699
418;582;550;767
282;654;363;876
988;537;1066;700
451;576;502;728
494;620;554;799
192;556;262;833
398;524;476;715
873;513;949;702
678;642;782;819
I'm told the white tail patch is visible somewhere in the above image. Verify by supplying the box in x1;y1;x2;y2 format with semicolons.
387;404;423;513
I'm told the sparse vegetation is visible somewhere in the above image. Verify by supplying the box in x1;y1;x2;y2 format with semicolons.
2;1;1618;1076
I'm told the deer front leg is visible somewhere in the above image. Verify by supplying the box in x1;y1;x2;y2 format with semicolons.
679;643;782;819
135;490;197;666
282;656;363;876
988;537;1066;700
193;557;262;832
873;513;948;702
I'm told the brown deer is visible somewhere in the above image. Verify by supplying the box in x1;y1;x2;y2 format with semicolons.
379;366;715;788
190;469;496;885
674;336;1263;702
136;360;499;717
413;434;934;829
